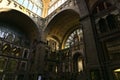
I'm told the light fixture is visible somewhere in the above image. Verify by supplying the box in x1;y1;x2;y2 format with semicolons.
114;68;120;72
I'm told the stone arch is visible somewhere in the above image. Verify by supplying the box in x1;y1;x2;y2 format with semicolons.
72;51;84;72
0;8;41;41
44;9;80;49
106;14;118;30
62;24;83;49
98;18;108;33
91;1;113;14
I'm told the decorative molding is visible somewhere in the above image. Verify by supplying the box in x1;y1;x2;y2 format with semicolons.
0;0;2;3
7;0;11;6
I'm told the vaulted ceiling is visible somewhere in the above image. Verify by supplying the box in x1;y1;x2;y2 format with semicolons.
0;9;39;41
45;9;80;43
44;0;98;44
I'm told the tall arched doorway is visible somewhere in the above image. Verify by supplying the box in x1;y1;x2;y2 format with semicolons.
73;52;83;73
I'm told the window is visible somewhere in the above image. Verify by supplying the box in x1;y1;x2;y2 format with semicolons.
37;8;42;16
11;47;22;57
105;38;120;60
23;0;29;8
17;0;24;5
92;1;112;14
2;43;11;55
48;39;58;52
73;53;83;72
28;1;33;10
0;31;5;38
64;28;83;48
33;5;38;13
48;0;68;15
106;14;118;30
98;18;108;33
38;76;42;80
23;49;29;58
15;0;42;16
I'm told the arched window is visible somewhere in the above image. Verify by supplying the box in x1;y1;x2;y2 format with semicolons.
106;14;118;30
92;1;112;14
47;38;59;52
65;28;83;49
48;0;68;15
16;0;43;16
0;23;30;47
98;18;108;33
1;43;11;55
73;53;83;72
5;33;14;42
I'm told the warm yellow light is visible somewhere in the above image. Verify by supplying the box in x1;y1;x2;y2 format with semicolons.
55;66;57;73
0;8;11;12
114;69;120;72
78;59;83;72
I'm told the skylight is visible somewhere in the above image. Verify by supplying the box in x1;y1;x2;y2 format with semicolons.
15;0;43;16
48;0;67;15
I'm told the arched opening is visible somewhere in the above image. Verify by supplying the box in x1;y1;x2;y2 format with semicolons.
44;9;81;80
92;1;112;14
0;8;40;41
0;8;40;80
98;18;108;33
64;28;83;49
106;14;118;30
44;9;80;50
73;53;83;73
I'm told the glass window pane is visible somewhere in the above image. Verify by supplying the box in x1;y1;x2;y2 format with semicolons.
28;1;33;10
55;3;57;9
17;0;24;5
0;31;4;38
65;29;83;48
33;5;37;13
11;47;22;57
48;8;52;15
58;0;61;7
2;43;11;55
23;0;28;8
37;8;42;16
23;49;29;58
